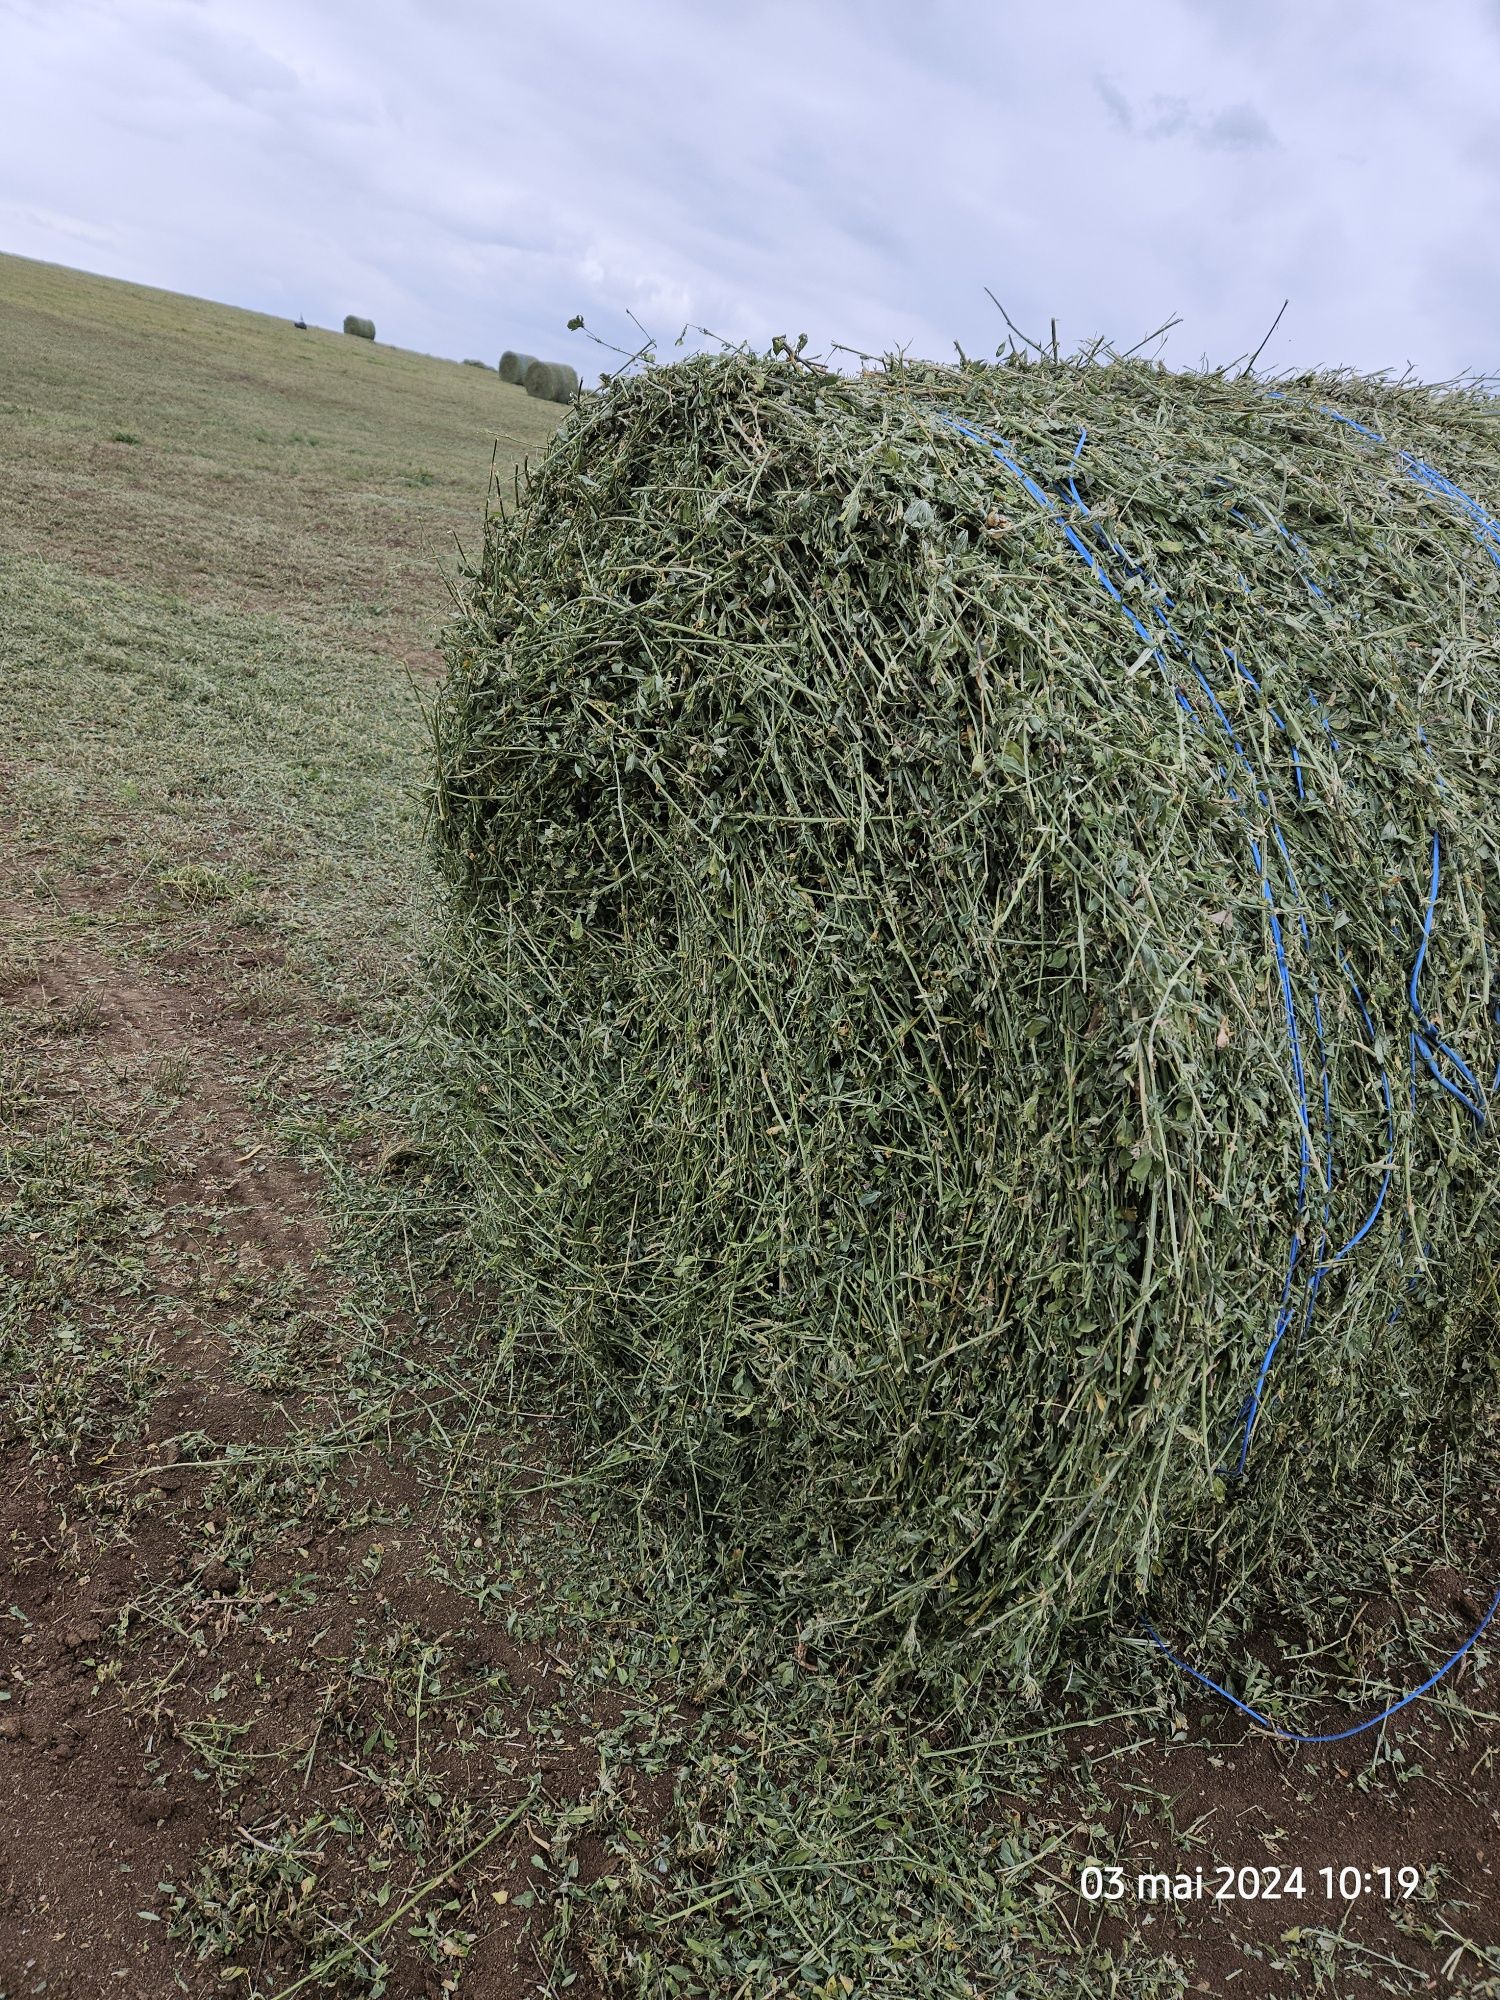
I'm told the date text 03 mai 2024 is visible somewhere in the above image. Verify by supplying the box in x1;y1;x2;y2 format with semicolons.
1079;1865;1424;1905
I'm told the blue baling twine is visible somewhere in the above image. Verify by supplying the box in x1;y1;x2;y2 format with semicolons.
1139;1585;1500;1744
952;413;1348;1403
940;399;1500;1740
1411;833;1488;1124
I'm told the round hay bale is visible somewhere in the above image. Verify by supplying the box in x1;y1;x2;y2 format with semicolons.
499;350;538;385
343;315;375;341
523;360;580;405
432;352;1500;1681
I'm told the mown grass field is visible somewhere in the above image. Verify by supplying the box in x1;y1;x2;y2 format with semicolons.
1;250;1498;2000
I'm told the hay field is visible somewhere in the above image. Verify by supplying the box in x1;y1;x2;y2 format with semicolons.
0;251;1497;2000
0;254;559;669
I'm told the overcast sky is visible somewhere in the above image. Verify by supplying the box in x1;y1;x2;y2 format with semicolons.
2;0;1498;384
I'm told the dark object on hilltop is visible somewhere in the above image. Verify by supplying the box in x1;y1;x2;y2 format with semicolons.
432;349;1500;1685
293;315;307;330
463;358;493;370
522;359;580;405
343;315;376;341
499;350;538;385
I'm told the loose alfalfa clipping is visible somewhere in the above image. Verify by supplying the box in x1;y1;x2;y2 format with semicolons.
431;349;1500;1689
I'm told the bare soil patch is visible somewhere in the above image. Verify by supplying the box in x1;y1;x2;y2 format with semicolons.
0;857;655;1998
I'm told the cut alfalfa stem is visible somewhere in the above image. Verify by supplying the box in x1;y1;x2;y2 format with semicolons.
266;1782;540;2000
430;345;1500;1693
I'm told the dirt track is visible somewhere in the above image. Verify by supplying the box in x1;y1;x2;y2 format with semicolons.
0;840;655;1998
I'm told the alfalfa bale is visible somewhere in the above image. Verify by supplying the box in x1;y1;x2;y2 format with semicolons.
431;350;1500;1685
343;315;376;341
499;350;538;385
523;360;579;405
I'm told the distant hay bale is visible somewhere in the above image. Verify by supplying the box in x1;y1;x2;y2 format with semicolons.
343;315;376;341
525;360;579;405
463;358;493;370
499;351;538;385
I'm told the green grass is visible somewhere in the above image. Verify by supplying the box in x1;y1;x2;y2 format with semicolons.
0;252;1496;1999
0;251;560;670
0;550;435;1026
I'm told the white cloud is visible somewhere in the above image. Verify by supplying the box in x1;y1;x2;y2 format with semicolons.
1202;103;1275;150
10;203;117;246
1095;85;1276;150
155;16;301;102
0;0;1495;382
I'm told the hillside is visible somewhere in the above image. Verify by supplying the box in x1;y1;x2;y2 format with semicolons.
0;253;628;1999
